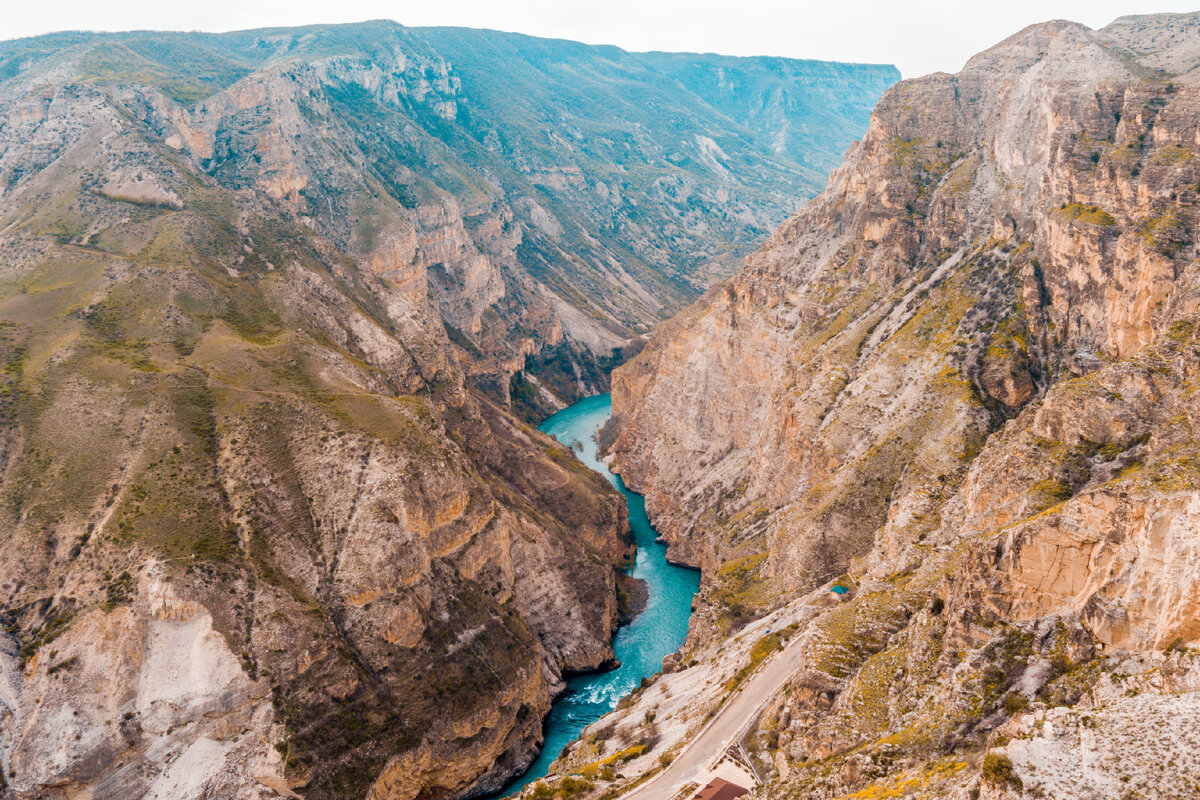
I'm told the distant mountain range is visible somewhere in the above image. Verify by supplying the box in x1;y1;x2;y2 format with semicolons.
0;22;897;410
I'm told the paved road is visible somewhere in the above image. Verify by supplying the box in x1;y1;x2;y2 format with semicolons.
619;629;811;800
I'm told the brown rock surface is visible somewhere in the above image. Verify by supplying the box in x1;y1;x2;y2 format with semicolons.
0;27;627;800
601;13;1200;799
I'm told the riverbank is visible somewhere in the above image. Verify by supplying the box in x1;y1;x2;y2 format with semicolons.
489;394;701;798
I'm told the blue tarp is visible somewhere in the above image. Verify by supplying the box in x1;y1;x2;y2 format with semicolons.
831;585;849;595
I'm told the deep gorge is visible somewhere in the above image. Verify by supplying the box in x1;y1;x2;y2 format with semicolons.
4;10;1200;800
493;394;700;798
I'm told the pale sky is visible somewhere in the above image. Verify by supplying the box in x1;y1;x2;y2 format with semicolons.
0;1;1195;78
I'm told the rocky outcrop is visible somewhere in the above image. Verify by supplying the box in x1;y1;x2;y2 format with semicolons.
946;325;1200;653
1;568;287;800
603;13;1200;799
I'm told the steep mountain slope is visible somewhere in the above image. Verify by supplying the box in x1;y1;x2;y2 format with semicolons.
0;22;896;415
0;20;897;800
601;13;1200;798
0;69;629;800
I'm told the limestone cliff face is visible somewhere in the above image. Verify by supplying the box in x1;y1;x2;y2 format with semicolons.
608;13;1200;797
613;13;1200;611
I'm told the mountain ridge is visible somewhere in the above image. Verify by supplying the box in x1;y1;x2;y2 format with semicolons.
0;20;897;415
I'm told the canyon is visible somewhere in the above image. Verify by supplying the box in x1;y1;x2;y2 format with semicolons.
5;8;1200;800
0;19;894;800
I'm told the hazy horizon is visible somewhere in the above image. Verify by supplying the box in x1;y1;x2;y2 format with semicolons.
2;1;1196;79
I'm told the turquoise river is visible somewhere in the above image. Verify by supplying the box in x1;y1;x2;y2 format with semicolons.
493;393;700;797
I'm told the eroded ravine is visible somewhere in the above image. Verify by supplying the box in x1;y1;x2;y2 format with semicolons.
493;394;701;798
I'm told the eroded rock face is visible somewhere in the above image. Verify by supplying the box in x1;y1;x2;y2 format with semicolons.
601;12;1200;799
2;568;286;800
612;13;1200;628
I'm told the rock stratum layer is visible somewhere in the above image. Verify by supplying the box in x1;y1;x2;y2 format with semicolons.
606;13;1200;799
0;20;897;800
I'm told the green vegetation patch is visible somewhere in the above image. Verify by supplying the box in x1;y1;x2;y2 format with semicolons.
0;324;29;424
1;376;132;528
712;552;769;629
827;758;968;800
6;597;79;664
1150;142;1192;168
942;153;980;194
1029;478;1073;506
1055;203;1118;228
837;640;907;739
102;572;136;610
808;589;916;680
981;753;1022;789
77;38;249;105
1139;209;1189;257
984;315;1028;363
111;379;238;563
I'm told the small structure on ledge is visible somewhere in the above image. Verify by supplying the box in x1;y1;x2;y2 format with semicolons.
691;778;749;800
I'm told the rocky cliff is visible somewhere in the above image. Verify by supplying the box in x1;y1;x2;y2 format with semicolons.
605;13;1200;798
0;21;895;800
